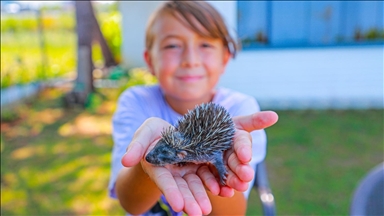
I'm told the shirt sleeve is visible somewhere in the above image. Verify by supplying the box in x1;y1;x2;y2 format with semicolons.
108;89;148;198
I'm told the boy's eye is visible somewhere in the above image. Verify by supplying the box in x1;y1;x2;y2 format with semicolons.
201;43;213;48
164;44;180;49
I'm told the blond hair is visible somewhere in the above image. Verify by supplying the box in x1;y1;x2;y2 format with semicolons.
145;1;239;58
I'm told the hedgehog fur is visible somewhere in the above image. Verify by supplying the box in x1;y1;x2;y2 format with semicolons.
145;102;235;185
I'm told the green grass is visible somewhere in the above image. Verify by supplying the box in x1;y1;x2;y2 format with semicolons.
1;88;383;215
247;109;383;215
1;88;124;215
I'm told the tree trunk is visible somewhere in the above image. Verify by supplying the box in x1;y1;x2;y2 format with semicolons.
64;1;117;108
63;1;95;107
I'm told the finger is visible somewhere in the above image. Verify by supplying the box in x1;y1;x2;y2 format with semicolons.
122;140;147;167
233;111;278;132
232;130;252;164
150;166;184;212
204;166;237;197
184;174;212;215
227;151;254;182
122;118;171;167
174;177;202;215
219;186;235;197
225;165;249;192
197;165;220;195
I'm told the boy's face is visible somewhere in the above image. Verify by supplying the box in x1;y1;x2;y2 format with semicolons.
145;13;230;104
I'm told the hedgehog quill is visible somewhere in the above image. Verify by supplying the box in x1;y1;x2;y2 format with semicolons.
145;103;235;185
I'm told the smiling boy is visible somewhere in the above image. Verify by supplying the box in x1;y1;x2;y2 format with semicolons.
109;1;278;215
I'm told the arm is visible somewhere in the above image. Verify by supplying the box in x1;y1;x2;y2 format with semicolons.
208;190;247;215
109;90;166;214
115;165;161;214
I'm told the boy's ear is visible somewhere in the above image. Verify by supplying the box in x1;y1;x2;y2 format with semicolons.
222;49;231;67
144;50;155;75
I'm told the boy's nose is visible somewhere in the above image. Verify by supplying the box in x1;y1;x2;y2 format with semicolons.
181;47;201;68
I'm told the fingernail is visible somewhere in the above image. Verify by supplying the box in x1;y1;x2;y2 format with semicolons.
126;143;134;154
241;146;251;163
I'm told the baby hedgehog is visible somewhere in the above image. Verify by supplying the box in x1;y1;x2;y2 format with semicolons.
145;102;235;185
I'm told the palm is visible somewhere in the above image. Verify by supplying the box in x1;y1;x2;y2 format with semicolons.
167;163;202;177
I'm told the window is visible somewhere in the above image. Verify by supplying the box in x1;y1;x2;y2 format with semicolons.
237;1;384;49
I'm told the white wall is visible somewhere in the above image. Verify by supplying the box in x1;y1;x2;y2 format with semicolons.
206;1;237;39
119;1;164;68
119;1;383;109
220;46;383;109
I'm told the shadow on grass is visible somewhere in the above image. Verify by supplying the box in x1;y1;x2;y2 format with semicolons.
1;88;124;215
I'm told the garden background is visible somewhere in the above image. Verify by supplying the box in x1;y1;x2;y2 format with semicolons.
1;2;383;215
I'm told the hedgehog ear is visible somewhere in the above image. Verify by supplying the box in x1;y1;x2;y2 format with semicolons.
177;150;188;159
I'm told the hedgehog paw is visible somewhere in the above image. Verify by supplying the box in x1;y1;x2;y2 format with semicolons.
219;174;228;186
212;153;228;185
217;168;229;185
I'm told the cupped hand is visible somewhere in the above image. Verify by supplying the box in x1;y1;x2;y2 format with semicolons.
120;111;278;214
122;117;213;215
216;111;279;196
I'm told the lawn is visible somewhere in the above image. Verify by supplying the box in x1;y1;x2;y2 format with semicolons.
1;88;124;215
247;108;383;215
1;87;383;215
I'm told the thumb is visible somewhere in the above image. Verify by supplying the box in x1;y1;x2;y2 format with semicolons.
121;117;171;167
233;111;278;132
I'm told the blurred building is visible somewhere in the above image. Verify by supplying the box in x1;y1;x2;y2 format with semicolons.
0;1;73;13
119;1;383;109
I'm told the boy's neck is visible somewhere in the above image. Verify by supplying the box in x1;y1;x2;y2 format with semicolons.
164;92;215;115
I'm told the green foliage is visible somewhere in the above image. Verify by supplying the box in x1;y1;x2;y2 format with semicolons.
365;28;384;40
1;12;77;89
119;68;158;94
1;14;37;32
108;66;127;80
98;12;122;63
1;5;122;89
1;12;75;33
1;29;76;88
85;91;107;113
1;109;20;122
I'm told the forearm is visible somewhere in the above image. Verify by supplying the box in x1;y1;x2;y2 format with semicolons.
115;163;162;214
208;190;247;215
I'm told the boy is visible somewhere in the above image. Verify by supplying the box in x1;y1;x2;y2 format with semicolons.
109;1;278;215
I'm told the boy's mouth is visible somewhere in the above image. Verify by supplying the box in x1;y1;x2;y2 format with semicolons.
177;75;203;82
